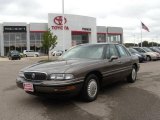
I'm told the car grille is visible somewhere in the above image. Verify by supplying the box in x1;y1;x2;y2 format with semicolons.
24;72;47;80
13;55;19;57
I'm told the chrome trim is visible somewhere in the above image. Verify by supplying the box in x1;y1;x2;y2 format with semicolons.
17;77;84;86
24;71;48;75
103;67;132;77
102;66;132;75
42;79;84;86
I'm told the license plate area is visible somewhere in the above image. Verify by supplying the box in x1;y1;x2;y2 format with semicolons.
23;83;34;92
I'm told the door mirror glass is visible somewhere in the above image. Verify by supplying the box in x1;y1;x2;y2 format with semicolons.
109;56;118;62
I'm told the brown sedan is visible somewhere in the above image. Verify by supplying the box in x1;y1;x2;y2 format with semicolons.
16;43;140;102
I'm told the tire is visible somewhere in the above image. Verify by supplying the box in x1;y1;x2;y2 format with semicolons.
146;56;151;61
127;65;137;83
25;54;27;57
82;74;99;102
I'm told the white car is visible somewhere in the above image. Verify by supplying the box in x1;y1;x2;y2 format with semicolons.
23;50;39;57
51;50;63;56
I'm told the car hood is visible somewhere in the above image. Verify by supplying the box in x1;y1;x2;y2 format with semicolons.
146;52;157;56
22;59;100;74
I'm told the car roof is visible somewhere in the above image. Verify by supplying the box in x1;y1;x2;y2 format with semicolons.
133;47;143;49
77;43;121;46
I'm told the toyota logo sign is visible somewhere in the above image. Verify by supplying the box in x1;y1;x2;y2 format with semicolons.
54;16;67;25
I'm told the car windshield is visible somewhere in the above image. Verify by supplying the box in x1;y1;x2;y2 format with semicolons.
133;48;146;53
153;48;160;52
129;48;139;53
11;51;19;54
143;47;153;52
62;45;104;59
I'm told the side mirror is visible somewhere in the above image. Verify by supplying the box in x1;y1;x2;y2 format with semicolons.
109;56;118;62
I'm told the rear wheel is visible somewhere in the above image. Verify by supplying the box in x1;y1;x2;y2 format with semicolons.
127;65;137;83
82;74;99;102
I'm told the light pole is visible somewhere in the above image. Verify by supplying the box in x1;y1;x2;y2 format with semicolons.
152;39;154;47
133;34;136;46
156;36;158;47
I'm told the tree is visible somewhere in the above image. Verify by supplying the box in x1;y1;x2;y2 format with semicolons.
42;29;57;60
124;43;138;47
138;41;149;47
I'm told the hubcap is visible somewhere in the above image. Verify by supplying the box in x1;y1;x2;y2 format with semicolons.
132;68;136;80
87;79;98;98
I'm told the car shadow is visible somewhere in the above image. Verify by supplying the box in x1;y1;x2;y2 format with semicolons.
23;80;131;120
35;79;129;103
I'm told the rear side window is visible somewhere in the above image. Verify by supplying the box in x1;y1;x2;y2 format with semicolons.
134;48;145;53
105;44;119;59
116;45;129;57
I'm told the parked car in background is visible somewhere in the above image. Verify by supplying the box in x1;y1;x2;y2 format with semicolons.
8;50;21;60
150;47;160;54
17;43;140;102
23;50;39;57
128;48;146;62
142;47;160;60
51;50;63;56
133;47;158;61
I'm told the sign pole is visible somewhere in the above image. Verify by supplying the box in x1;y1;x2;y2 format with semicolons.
62;0;65;52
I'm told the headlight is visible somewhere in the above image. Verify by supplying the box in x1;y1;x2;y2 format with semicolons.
18;71;24;77
50;74;74;80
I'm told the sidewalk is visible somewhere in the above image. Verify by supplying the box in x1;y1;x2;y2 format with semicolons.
0;57;9;61
0;56;49;62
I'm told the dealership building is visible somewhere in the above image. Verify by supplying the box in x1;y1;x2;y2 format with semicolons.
0;13;123;56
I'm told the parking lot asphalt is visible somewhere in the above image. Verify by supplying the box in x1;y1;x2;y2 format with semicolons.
0;58;160;120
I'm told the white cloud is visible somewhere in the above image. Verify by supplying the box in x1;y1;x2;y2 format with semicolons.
0;0;160;43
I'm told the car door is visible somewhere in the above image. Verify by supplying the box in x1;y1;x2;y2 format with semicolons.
29;50;34;56
101;44;123;86
29;50;33;56
115;45;132;78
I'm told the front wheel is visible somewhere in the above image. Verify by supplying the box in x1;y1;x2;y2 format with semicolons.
146;56;151;61
35;54;38;57
82;74;99;102
127;66;137;83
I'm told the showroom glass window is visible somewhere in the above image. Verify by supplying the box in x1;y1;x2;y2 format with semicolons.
107;34;121;44
97;34;106;43
3;31;27;56
30;32;44;52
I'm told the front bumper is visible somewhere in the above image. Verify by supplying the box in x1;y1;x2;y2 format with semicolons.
138;56;146;62
16;77;84;97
